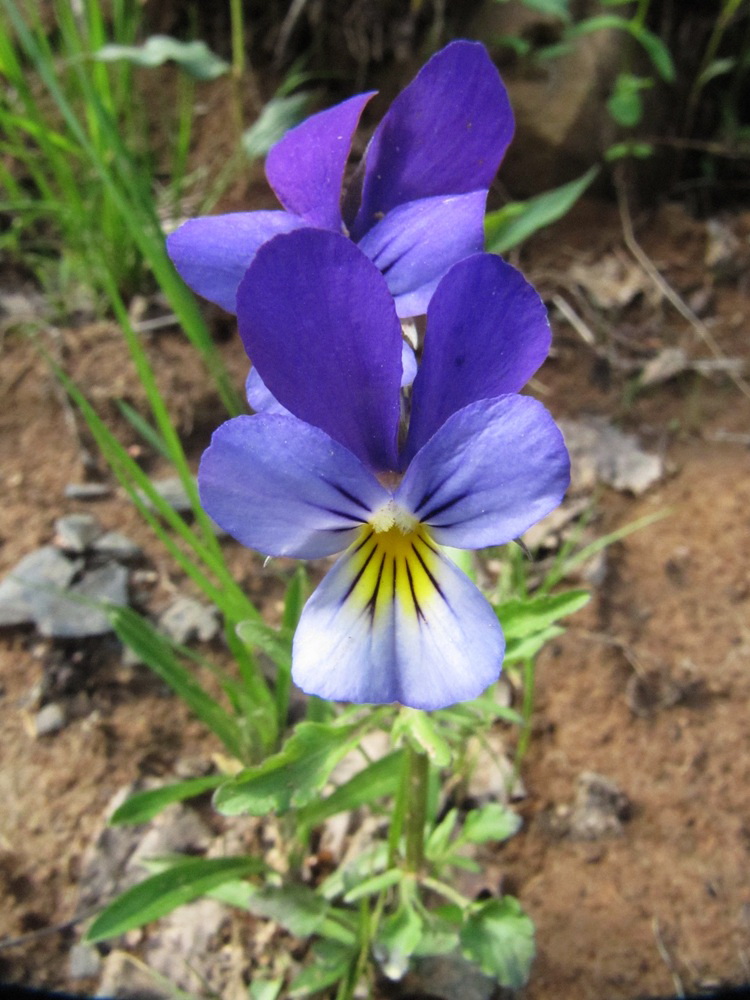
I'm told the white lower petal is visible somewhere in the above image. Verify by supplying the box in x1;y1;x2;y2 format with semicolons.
292;526;503;710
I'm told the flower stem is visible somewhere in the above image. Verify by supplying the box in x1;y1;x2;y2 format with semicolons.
404;743;430;873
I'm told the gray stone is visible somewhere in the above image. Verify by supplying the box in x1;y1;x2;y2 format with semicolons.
465;730;526;805
69;942;102;980
54;513;102;553
64;482;112;501
97;950;173;1000
93;531;142;561
404;953;498;1000
34;702;66;736
139;476;192;513
0;547;82;628
568;771;631;840
144;898;226;993
36;562;129;638
559;417;664;496
158;596;219;645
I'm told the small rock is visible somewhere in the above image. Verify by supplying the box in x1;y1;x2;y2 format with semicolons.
97;950;173;1000
0;547;82;628
93;531;142;561
33;702;66;736
569;771;631;840
69;942;101;980
404;953;498;1000
158;596;219;645
640;347;689;387
36;563;129;638
54;513;102;553
145;898;226;992
559;417;663;495
140;476;192;513
64;483;112;501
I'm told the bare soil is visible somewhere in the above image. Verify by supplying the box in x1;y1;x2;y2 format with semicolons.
1;199;749;999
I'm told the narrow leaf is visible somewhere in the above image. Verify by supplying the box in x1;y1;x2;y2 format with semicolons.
95;36;230;80
485;166;599;253
86;857;264;941
497;590;590;640
110;775;227;825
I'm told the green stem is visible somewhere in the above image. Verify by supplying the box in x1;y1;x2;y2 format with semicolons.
404;743;430;873
514;656;536;773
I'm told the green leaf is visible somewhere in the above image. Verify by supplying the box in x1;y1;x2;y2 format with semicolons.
504;626;564;664
461;803;522;845
108;606;244;759
426;808;459;862
288;939;355;997
249;980;284;1000
213;722;363;816
460;897;536;989
86;857;264;941
398;710;452;766
248;884;329;936
243;93;314;161
497;0;570;18
298;749;405;828
375;905;424;980
342;867;402;903
319;842;389;901
565;17;675;81
605;141;654;161
485;166;599;253
237;617;292;671
497;590;589;641
607;72;652;127
94;36;230;81
110;775;227;825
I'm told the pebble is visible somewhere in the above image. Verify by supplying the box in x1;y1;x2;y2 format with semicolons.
36;563;129;638
158;596;220;644
34;702;66;736
69;942;101;980
54;513;102;553
92;531;142;561
0;547;82;628
64;483;112;501
558;417;664;496
139;476;192;513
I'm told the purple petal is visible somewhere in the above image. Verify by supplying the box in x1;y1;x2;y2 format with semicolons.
198;414;388;559
356;191;486;318
405;253;551;459
266;92;375;232
167;211;307;313
397;396;570;549
352;41;513;240
237;229;403;472
292;527;503;708
245;367;291;416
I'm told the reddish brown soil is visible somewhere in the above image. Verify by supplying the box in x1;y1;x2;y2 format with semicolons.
1;201;749;998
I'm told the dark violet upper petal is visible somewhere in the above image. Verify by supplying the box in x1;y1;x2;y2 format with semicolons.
236;229;403;472
265;92;375;232
396;395;570;549
405;253;551;460
167;210;307;313
356;191;486;318
352;40;513;239
198;413;389;559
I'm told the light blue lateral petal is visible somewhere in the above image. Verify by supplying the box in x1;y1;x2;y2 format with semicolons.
245;367;291;416
292;528;504;709
236;229;403;472
198;414;388;559
167;211;307;312
356;191;486;318
405;253;551;458
265;92;375;231
397;396;570;549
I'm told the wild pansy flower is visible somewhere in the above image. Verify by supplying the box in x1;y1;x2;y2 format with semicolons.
199;229;570;710
167;40;513;320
